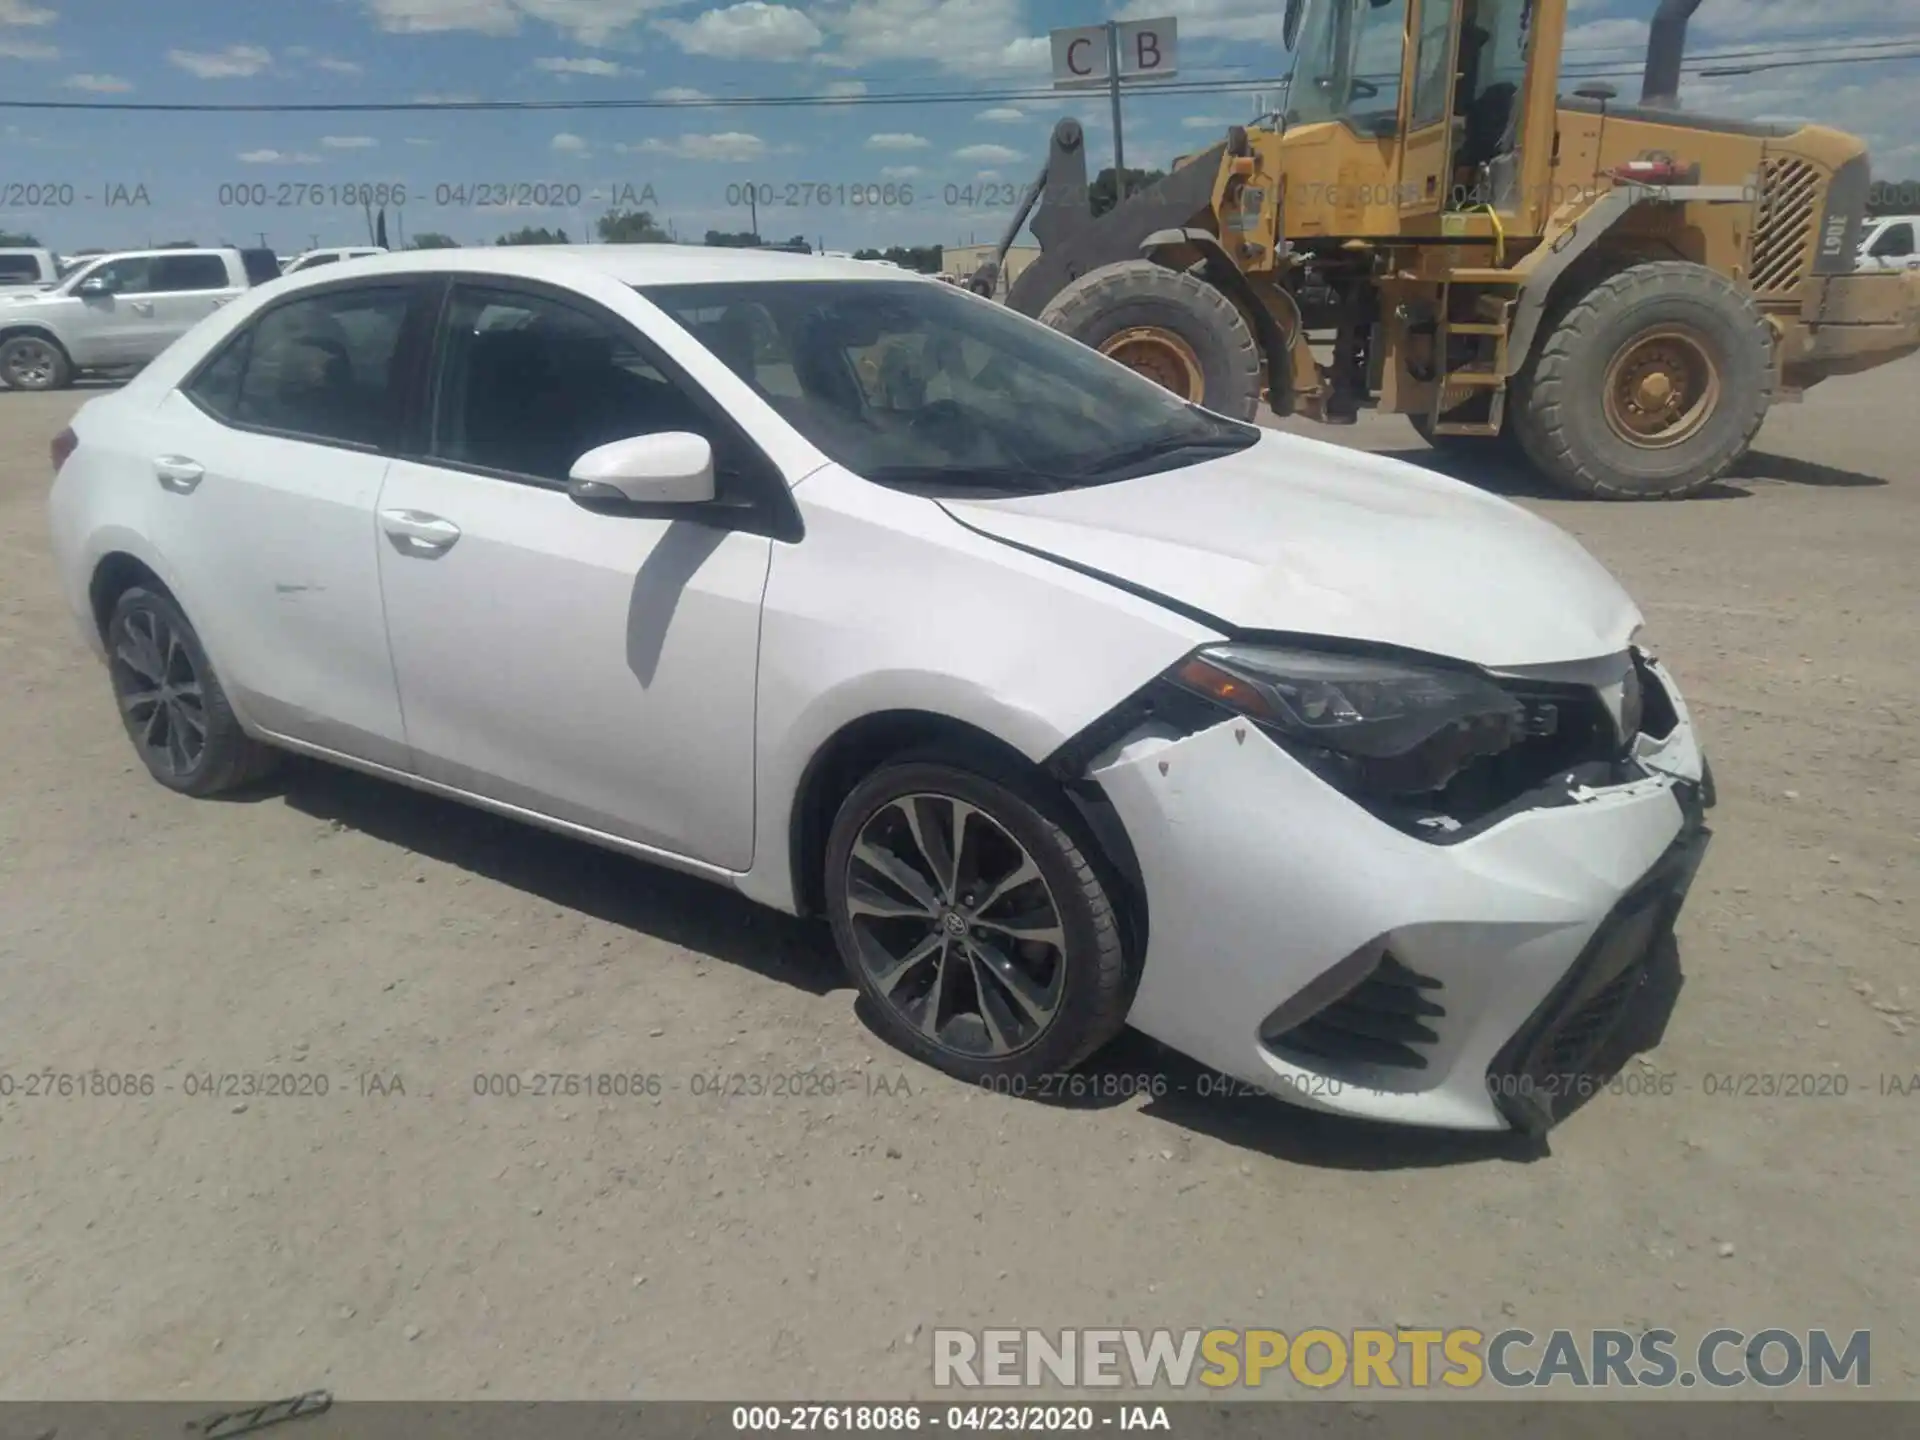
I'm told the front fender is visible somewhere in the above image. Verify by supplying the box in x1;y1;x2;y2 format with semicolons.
733;466;1218;912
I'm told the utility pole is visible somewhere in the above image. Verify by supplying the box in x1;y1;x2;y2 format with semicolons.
748;188;758;241
1106;20;1127;203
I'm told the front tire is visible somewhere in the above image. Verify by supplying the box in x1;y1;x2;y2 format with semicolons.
824;758;1130;1084
1511;261;1773;499
106;586;278;796
1039;260;1263;421
0;333;73;391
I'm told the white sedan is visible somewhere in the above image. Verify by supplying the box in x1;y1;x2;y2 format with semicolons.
47;245;1715;1134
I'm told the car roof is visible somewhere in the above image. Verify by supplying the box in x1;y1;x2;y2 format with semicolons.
267;244;933;290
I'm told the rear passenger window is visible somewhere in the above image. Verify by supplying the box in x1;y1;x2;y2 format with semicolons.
186;286;414;448
150;254;229;291
185;330;251;420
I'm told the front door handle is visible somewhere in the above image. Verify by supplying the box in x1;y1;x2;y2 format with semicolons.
154;455;203;493
379;508;462;558
131;299;154;315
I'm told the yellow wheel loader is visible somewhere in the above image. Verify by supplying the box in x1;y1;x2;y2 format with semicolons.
974;0;1920;499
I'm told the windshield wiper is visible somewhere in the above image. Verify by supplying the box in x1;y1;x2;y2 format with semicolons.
1080;430;1256;478
862;464;1077;494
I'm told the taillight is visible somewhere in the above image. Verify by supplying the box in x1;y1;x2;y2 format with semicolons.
51;426;77;474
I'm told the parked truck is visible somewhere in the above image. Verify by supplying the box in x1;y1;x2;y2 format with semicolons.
0;246;281;391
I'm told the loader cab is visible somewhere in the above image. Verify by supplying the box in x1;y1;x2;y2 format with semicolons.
1280;0;1548;229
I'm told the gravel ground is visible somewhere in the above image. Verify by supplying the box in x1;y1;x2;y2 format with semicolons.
0;362;1915;1401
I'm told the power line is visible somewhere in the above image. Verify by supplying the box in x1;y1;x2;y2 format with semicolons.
0;76;1294;113
3;37;1913;115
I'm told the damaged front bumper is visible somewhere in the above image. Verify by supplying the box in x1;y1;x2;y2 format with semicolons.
1083;657;1711;1133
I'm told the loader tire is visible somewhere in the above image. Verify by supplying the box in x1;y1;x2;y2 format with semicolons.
1040;260;1262;422
1510;261;1773;500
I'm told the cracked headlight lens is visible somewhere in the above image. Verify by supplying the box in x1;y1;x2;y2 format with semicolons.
1169;643;1527;796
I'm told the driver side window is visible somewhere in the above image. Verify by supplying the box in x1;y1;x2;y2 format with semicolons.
431;284;743;489
83;256;156;295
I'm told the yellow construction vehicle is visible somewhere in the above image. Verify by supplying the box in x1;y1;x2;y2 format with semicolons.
974;0;1920;499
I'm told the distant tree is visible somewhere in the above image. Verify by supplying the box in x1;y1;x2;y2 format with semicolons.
597;207;671;243
853;244;942;274
779;234;811;253
0;230;41;247
495;225;570;245
1089;166;1166;218
704;229;763;248
409;232;461;249
159;239;198;248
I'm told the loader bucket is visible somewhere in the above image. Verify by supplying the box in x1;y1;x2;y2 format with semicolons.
1783;270;1920;389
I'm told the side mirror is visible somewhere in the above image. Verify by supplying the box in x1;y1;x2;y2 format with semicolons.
78;276;111;296
567;431;715;508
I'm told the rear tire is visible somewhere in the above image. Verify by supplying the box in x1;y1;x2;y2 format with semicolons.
1511;261;1773;499
0;333;73;391
106;586;278;797
1040;260;1263;421
824;757;1130;1085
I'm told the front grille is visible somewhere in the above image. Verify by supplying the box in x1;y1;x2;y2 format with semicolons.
1487;823;1710;1134
1267;954;1445;1071
1751;156;1823;295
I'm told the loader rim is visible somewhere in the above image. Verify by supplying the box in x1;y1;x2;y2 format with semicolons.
1603;326;1722;450
1099;326;1206;402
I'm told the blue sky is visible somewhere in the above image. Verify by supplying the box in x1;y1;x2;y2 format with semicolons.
2;0;1915;257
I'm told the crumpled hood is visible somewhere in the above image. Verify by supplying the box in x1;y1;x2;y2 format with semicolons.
938;429;1642;669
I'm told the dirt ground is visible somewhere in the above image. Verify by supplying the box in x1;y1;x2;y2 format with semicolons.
0;363;1915;1402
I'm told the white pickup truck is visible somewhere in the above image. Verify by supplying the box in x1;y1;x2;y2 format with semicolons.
0;246;281;391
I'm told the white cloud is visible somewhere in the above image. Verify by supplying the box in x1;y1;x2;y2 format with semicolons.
0;38;56;58
315;56;365;74
817;0;1050;77
534;54;626;75
653;85;709;101
973;169;1001;181
822;79;866;97
361;0;676;44
63;72;132;92
865;131;929;150
657;2;820;61
551;131;589;151
622;131;767;162
0;0;56;23
880;164;921;178
977;106;1025;123
415;91;481;102
1562;17;1650;54
405;137;437;146
237;148;324;164
1115;0;1279;44
321;135;379;148
955;142;1020;164
169;44;273;79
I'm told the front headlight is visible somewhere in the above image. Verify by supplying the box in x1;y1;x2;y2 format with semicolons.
1168;643;1526;797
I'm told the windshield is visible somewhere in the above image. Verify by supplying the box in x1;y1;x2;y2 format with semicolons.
1284;0;1408;135
639;279;1261;494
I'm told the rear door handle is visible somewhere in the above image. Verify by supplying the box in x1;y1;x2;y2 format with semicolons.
379;508;462;558
131;300;154;315
154;456;203;493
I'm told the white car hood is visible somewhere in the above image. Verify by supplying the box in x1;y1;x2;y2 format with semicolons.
938;430;1642;669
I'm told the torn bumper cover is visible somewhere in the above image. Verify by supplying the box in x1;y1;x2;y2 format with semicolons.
1084;655;1711;1133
